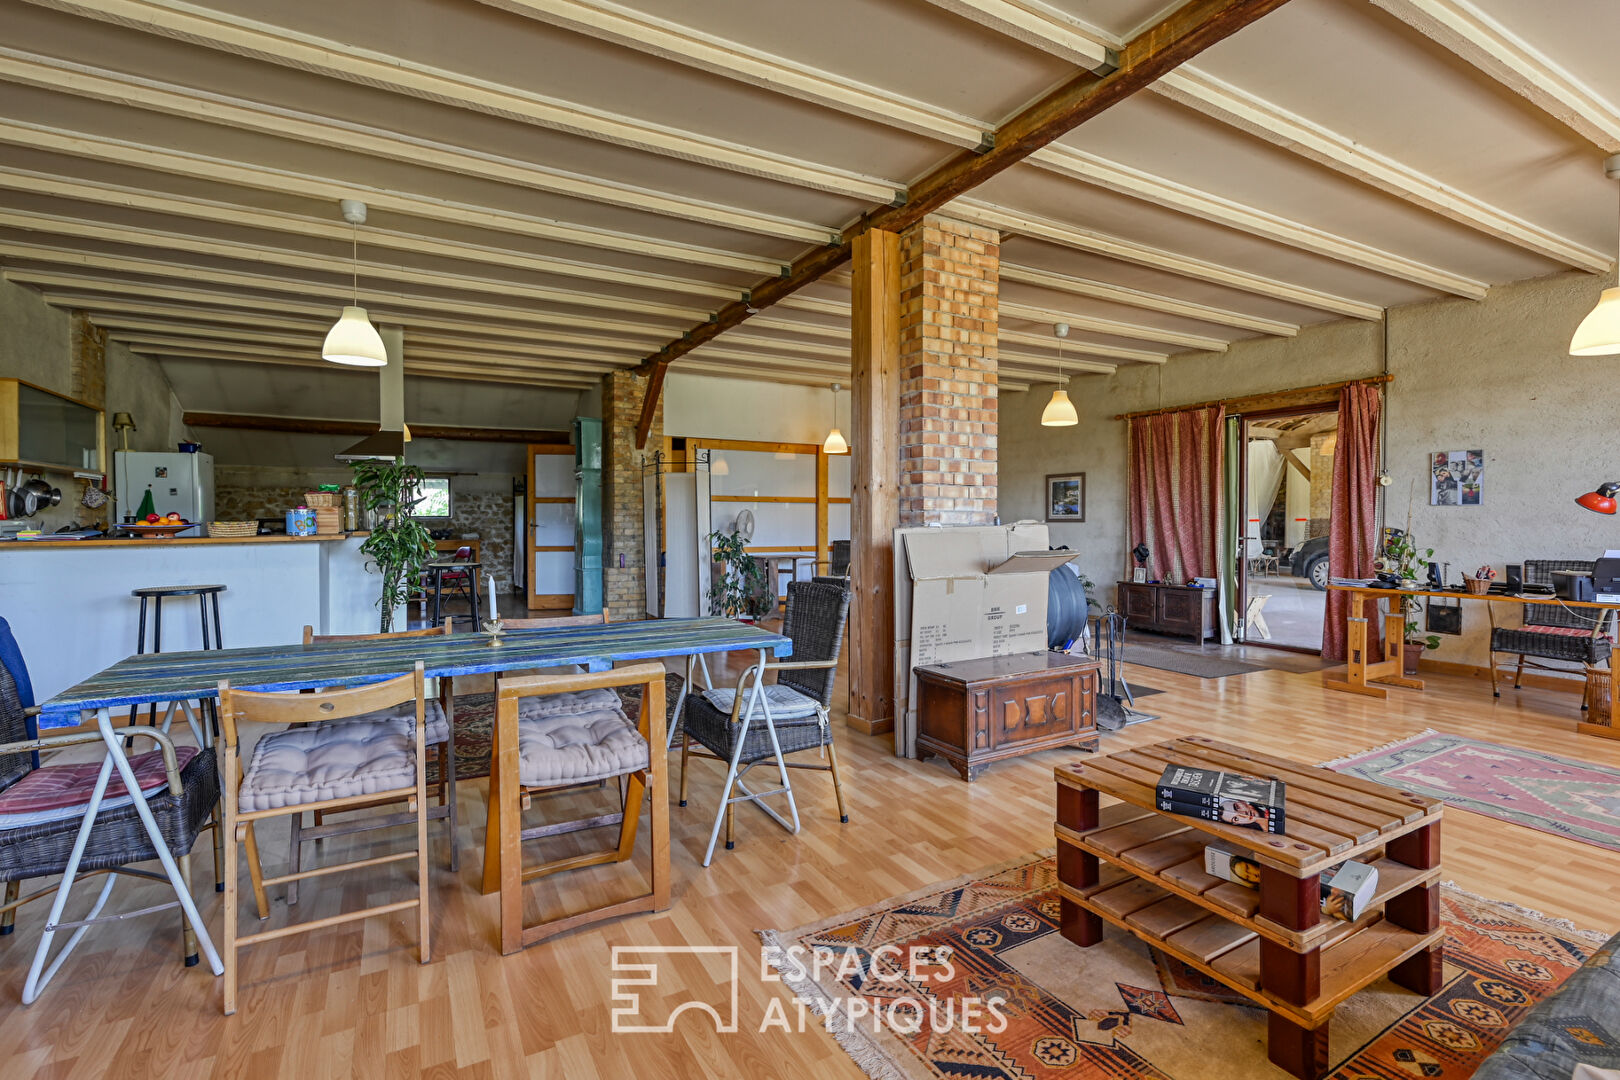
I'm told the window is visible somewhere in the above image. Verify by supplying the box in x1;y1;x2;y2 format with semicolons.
410;477;453;519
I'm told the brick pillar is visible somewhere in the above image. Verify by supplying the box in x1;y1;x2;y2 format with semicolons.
70;312;107;409
897;215;998;525
601;371;661;621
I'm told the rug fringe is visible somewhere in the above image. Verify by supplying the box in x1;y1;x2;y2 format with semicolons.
756;928;913;1080
1439;881;1610;943
1320;728;1440;768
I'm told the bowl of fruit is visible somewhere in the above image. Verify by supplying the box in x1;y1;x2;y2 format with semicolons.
123;512;194;538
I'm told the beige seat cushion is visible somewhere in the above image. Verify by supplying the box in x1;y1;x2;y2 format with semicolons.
515;686;621;718
240;717;417;813
700;684;822;720
346;698;449;745
517;702;648;787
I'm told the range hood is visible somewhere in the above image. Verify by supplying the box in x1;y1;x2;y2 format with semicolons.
335;427;406;462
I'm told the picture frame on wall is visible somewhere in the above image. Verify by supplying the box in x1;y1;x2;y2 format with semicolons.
1046;472;1085;523
1430;449;1483;506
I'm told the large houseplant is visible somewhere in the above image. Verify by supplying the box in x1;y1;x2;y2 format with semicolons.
1383;529;1439;674
351;458;432;633
708;528;769;620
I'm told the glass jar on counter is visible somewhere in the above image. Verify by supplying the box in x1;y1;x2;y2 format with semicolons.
342;485;360;532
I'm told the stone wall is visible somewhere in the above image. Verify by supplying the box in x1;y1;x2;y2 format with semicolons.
897;214;998;525
601;370;661;620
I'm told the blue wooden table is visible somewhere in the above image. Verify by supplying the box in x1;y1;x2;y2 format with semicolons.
33;617;791;982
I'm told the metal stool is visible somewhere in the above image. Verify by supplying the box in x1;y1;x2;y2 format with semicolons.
131;585;226;732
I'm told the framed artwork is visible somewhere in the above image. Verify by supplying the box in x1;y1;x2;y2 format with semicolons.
1430;449;1483;506
1132;567;1148;583
1046;472;1085;522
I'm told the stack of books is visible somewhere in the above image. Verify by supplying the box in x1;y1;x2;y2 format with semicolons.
1204;845;1379;922
1156;764;1287;834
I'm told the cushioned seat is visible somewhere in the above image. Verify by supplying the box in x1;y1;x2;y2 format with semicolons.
347;698;449;745
1491;625;1611;666
241;717;417;812
517;705;648;787
0;747;200;829
699;684;822;720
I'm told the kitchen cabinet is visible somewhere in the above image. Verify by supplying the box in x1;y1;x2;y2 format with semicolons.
0;379;104;474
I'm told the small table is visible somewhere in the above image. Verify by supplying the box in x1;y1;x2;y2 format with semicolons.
915;651;1099;781
1055;737;1444;1080
425;559;481;628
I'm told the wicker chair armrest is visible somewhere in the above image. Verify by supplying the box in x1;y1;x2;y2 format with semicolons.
22;705;40;717
760;660;838;672
115;728;185;797
0;730;108;757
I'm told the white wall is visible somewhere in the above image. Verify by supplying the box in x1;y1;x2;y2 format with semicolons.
1001;270;1618;666
665;372;843;445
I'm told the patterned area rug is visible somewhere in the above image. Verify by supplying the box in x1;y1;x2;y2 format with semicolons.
763;855;1601;1080
1326;729;1620;853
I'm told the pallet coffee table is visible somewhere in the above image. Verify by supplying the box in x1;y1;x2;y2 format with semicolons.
1054;737;1444;1080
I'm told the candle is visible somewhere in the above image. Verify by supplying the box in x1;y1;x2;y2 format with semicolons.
487;573;498;623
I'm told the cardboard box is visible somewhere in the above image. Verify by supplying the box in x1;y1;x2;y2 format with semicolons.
891;523;1078;757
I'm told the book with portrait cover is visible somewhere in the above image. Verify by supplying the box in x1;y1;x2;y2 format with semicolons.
1157;765;1286;834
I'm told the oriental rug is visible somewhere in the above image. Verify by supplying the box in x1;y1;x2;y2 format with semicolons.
1326;729;1620;853
763;855;1600;1080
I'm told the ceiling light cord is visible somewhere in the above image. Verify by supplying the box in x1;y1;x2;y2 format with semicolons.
352;222;360;306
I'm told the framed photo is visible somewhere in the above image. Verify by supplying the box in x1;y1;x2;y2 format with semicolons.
1046;472;1086;523
1132;567;1148;583
1430;449;1483;506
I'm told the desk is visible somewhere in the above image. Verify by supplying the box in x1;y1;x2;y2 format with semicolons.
1324;586;1620;709
37;617;792;973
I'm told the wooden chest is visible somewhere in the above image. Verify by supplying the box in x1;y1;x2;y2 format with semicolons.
914;651;1100;782
1118;581;1215;642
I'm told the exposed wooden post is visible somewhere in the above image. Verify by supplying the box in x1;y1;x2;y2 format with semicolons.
815;448;830;574
847;228;900;736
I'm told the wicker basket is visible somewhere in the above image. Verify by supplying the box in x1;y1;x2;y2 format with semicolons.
303;491;341;508
1463;577;1491;594
209;520;259;538
1587;667;1612;727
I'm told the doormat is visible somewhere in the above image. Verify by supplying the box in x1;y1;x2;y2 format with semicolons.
1119;642;1264;678
1326;728;1620;853
762;854;1602;1080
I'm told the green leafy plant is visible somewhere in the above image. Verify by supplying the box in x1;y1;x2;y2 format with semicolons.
351;458;432;633
1383;531;1441;648
708;528;769;619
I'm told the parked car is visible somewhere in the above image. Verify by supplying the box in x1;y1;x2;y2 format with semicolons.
1291;535;1330;590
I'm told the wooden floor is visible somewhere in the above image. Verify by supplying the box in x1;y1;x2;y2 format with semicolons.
3;635;1617;1079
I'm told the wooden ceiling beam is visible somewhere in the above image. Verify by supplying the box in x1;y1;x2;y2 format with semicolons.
1153;68;1610;272
0;217;712;320
0;164;759;295
182;412;570;445
17;0;901;201
954;201;1383;319
1000;262;1299;336
118;342;601;389
2;265;683;339
1027;145;1489;297
998;301;1227;351
629;0;1300;443
0;134;785;277
1368;0;1620;152
997;333;1168;365
918;0;1116;70
0;48;836;245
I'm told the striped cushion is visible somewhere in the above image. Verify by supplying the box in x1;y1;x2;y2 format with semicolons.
700;684;822;720
0;747;199;828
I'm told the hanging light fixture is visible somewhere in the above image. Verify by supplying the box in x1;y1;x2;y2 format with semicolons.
322;199;388;367
1571;155;1620;357
823;382;849;454
1041;322;1078;426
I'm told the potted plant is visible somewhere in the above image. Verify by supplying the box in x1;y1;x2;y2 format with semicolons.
351;458;432;633
1402;621;1441;676
708;528;769;621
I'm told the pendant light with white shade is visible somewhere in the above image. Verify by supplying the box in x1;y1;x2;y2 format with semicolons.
322;199;388;367
823;382;849;454
1040;322;1078;426
1571;154;1620;357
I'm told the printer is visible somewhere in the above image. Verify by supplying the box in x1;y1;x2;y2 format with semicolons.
1595;556;1620;604
1554;569;1595;602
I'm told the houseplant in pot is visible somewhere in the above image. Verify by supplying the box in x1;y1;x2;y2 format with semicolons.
351;458;432;633
1402;622;1441;676
708;527;769;621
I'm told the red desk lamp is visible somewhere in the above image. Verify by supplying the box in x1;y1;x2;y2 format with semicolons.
1576;483;1620;514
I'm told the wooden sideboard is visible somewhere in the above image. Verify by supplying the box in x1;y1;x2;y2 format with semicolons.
1118;581;1215;642
914;651;1099;782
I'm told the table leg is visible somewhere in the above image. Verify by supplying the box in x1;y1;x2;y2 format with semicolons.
1055;783;1102;946
665;653;694;751
1258;865;1325;1079
1267;1013;1330;1080
432;571;443;630
1386;820;1445;995
480;706;503;896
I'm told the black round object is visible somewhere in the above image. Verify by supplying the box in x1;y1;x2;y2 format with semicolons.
1047;566;1090;649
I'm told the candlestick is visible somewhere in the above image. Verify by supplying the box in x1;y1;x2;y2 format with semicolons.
487;573;497;622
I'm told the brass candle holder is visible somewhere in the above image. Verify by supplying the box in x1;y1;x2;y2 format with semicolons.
481;618;506;646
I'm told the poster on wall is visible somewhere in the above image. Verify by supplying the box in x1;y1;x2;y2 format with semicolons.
1430;449;1483;506
1046;473;1085;522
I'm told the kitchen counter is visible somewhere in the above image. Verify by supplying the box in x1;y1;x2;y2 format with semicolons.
1;532;399;704
0;532;368;549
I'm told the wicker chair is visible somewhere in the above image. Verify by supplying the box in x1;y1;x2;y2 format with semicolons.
0;645;220;1003
1489;559;1614;701
678;580;851;866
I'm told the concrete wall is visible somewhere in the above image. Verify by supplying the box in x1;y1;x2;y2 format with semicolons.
666;372;843;446
1001;270;1616;666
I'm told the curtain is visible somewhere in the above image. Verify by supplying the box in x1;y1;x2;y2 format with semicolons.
1323;383;1383;661
1219;415;1241;644
1128;405;1225;583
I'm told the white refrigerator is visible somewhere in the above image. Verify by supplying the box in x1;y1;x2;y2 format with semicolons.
114;451;215;536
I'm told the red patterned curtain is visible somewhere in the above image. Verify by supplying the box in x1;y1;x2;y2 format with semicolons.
1323;382;1383;661
1127;405;1225;583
